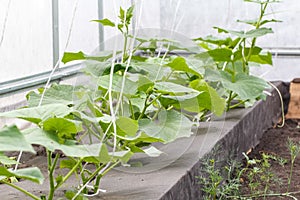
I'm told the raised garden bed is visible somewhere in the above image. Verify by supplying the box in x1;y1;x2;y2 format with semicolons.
0;81;289;199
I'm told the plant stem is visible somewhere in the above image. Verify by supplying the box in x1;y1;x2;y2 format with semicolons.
246;0;269;67
137;94;151;120
47;151;59;200
75;161;121;198
54;158;83;190
93;172;102;193
129;99;135;120
288;160;295;192
226;91;233;111
0;180;41;200
122;33;128;62
229;99;248;110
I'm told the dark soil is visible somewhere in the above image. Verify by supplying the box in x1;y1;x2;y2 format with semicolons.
240;119;300;199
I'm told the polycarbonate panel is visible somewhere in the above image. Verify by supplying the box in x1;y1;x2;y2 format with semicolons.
59;0;99;58
158;0;300;48
0;0;52;82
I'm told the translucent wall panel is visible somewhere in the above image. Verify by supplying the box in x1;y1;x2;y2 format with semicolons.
159;0;300;48
0;0;52;82
59;0;99;58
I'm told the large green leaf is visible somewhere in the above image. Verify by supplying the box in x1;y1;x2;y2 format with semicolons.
116;117;138;137
82;143;111;164
23;128;101;158
82;61;111;78
249;52;273;65
62;51;86;64
166;56;201;76
237;18;281;26
27;84;75;107
189;79;225;116
109;150;133;163
207;48;232;62
193;35;237;47
42;118;83;141
62;51;113;64
0;166;44;184
222;73;270;100
205;69;270;100
154;81;199;96
139;110;194;143
214;27;273;38
0;104;72;124
0;126;34;153
137;75;154;93
97;75;138;95
84;148;133;164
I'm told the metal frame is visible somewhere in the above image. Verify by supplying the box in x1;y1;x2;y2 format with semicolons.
98;0;104;50
0;63;82;96
52;0;59;66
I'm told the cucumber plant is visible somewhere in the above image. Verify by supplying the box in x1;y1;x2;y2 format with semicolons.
0;5;225;200
0;0;279;199
193;0;280;110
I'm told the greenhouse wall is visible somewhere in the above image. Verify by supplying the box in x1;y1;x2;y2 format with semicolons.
0;0;299;83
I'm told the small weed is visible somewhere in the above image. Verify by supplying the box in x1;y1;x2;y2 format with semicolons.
199;143;300;200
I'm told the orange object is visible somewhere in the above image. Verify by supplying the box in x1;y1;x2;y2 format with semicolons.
286;78;300;119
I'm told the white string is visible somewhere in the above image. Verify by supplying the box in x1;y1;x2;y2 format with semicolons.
73;2;144;198
155;0;182;81
113;1;141;115
72;1;121;198
14;0;80;171
38;0;79;106
0;0;11;48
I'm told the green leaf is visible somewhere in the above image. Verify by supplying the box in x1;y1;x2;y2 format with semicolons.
249;52;273;65
143;146;163;157
0;166;44;184
237;19;282;26
97;75;138;95
137;75;154;93
65;190;89;200
189;79;225;116
207;48;232;62
116;117;138;137
82;61;110;78
185;56;206;76
222;73;270;100
82;143;111;164
0;104;72;124
109;150;133;163
0;126;34;153
166;56;201;76
193;35;234;47
23;128;102;158
92;19;115;27
214;27;273;38
84;146;133;164
154;81;199;96
42;118;83;141
27;84;76;107
62;51;86;64
139;110;194;143
206;69;270;101
60;159;77;170
62;51;113;64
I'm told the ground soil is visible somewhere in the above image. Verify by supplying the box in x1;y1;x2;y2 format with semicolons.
240;118;300;199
